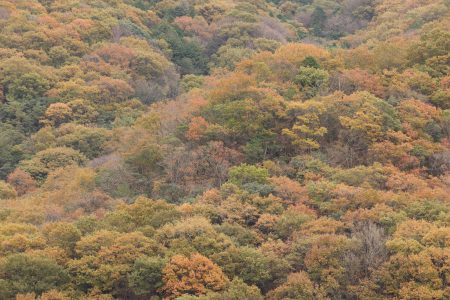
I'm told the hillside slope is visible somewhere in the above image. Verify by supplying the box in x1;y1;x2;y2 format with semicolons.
0;0;449;299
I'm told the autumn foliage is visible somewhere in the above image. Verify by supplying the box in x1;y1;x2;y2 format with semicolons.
162;253;228;298
0;0;448;299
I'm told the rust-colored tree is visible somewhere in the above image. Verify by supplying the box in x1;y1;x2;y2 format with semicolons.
162;253;228;299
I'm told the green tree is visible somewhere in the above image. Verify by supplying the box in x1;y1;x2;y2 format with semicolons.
7;73;50;102
295;67;329;99
212;247;271;289
310;7;327;36
0;254;69;299
42;222;81;256
0;123;25;178
228;164;269;186
19;147;86;181
128;256;165;296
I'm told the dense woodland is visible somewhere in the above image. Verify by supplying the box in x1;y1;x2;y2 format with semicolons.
0;0;449;299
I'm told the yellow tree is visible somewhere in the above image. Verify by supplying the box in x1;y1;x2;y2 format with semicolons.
282;100;328;152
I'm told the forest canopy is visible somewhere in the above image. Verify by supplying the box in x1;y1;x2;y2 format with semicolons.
0;0;449;299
